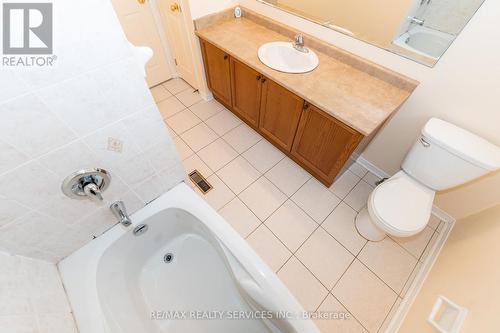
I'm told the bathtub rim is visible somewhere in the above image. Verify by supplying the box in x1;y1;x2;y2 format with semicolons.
58;182;320;333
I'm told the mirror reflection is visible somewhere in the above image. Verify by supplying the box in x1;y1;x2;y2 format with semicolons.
260;0;486;66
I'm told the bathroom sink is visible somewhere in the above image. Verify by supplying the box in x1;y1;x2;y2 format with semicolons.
258;41;319;74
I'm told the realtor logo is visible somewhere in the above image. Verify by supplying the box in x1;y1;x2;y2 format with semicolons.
2;3;53;55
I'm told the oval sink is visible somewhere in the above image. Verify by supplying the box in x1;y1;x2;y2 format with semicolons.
258;41;319;74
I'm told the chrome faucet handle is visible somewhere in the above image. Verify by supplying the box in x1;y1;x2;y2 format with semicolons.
294;33;304;46
293;33;308;53
83;183;103;202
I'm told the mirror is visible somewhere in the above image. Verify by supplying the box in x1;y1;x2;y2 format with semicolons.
258;0;486;67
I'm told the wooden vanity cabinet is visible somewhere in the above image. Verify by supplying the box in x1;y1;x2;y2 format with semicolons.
259;79;304;151
198;38;364;186
291;104;363;185
200;40;232;106
229;58;262;128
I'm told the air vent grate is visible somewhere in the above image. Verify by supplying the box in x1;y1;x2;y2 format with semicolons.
188;170;213;194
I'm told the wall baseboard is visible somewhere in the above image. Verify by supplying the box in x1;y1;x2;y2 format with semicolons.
385;209;456;332
353;154;391;179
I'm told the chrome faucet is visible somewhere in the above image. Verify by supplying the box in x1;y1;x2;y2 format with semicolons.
110;201;132;227
408;16;425;26
293;33;309;53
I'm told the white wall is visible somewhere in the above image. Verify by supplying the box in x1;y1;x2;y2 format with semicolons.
0;251;77;332
188;0;237;19
195;0;500;219
0;0;185;263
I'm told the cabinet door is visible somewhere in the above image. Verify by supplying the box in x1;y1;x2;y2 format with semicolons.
259;79;304;151
291;104;363;186
230;58;262;128
200;40;232;106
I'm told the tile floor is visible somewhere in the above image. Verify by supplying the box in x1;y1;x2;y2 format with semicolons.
152;79;446;333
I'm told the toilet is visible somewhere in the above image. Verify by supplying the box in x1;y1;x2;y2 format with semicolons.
356;118;500;241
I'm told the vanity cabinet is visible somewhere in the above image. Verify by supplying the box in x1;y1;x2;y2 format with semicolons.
199;39;364;186
291;104;363;184
230;58;262;127
259;78;304;151
200;40;232;106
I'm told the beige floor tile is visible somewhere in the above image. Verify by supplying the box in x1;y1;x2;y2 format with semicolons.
246;224;291;272
322;202;367;255
150;85;171;102
182;154;213;178
217;156;260;194
378;297;402;333
265;200;317;252
344;180;374;212
180;123;218;152
329;170;361;199
219;198;261;238
292;178;341;223
172;137;193;161
265;157;311;196
157;96;185;119
198;138;238;172
362;172;381;188
400;262;422;298
189;99;224;120
277;257;329;312
162;78;191;94
176;89;202;107
242;139;285;173
420;230;440;262
427;214;441;230
332;260;397;332
358;238;417;293
296;228;354;289
347;161;368;178
165;109;201;135
391;226;434;260
222;123;262;153
201;174;235;210
205;109;242;136
314;294;368;333
239;177;287;221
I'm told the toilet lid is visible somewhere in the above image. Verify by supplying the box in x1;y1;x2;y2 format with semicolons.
370;175;435;235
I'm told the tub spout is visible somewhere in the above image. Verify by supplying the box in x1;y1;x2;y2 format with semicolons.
110;201;132;227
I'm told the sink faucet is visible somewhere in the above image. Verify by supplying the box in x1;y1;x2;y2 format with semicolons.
408;16;425;26
110;201;132;227
293;33;309;53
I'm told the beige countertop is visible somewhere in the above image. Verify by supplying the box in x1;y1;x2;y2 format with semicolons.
196;16;417;136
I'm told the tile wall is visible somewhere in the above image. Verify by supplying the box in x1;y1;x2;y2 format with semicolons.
0;0;185;263
0;251;77;332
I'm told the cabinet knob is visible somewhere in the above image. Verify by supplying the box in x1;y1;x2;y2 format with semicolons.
224;55;228;60
256;75;262;81
303;102;310;110
261;78;266;83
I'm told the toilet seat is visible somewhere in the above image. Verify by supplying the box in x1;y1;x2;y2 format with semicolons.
368;172;435;237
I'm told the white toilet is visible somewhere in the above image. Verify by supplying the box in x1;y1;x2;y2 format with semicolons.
356;118;500;241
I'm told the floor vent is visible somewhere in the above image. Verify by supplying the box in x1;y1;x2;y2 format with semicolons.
188;170;213;194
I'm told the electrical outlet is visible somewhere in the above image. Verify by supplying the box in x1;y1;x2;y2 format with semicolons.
107;137;123;153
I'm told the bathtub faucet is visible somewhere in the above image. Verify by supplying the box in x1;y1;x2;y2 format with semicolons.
110;201;132;227
408;16;425;26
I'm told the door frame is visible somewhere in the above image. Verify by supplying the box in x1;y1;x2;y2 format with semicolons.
151;0;210;99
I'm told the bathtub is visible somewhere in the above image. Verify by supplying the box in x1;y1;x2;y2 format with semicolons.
392;25;455;65
58;182;319;333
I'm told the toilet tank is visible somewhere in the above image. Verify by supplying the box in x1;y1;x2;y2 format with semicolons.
402;118;500;191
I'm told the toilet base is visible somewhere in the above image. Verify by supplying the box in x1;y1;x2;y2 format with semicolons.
355;207;386;242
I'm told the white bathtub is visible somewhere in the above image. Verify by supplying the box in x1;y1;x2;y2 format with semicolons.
59;183;319;333
392;25;455;65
